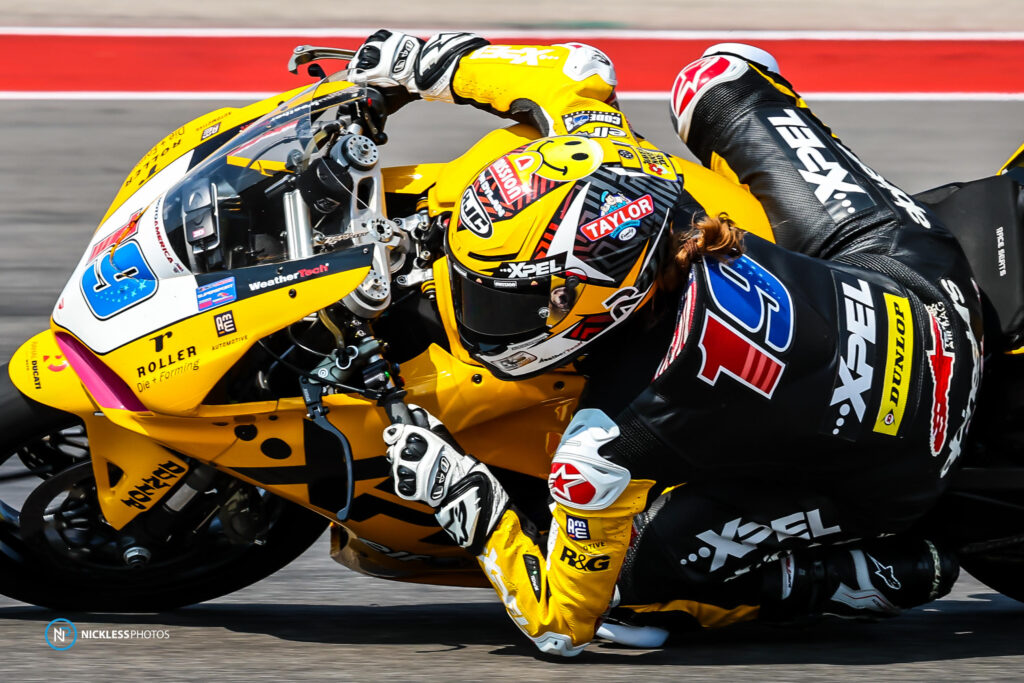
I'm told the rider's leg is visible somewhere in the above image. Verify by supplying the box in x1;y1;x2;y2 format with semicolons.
617;483;959;623
670;44;927;261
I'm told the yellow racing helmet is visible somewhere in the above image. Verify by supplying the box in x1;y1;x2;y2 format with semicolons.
446;135;683;379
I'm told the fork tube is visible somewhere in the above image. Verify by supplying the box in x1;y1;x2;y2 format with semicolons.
283;190;314;260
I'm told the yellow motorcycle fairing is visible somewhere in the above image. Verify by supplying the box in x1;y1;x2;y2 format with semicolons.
8;329;583;570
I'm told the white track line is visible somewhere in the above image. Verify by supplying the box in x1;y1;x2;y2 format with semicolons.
2;27;1024;40
1;91;1023;101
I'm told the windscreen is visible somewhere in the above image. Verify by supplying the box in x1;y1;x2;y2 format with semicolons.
160;80;369;274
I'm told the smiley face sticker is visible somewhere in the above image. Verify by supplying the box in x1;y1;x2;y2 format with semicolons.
508;136;604;182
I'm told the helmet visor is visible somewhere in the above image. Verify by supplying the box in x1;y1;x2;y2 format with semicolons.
451;270;551;344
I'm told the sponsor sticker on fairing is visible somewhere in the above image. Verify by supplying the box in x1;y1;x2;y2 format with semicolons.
213;310;237;337
196;276;236;310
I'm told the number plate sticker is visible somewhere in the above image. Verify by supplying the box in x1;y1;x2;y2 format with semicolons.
80;241;158;319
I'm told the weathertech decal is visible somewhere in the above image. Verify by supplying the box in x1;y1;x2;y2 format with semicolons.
579;194;654;241
247;263;329;292
873;292;914;436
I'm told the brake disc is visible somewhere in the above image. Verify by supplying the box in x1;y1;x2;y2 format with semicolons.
19;461;118;563
16;424;89;479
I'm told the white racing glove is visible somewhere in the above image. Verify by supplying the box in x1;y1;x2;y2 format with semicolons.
383;405;508;552
350;30;489;102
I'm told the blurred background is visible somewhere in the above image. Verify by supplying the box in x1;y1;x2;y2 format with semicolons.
2;0;1022;29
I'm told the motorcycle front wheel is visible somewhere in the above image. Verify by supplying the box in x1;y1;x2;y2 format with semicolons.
0;364;329;611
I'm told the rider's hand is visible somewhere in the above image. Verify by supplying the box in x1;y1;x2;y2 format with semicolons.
350;30;489;103
382;404;469;505
383;405;508;551
350;30;423;92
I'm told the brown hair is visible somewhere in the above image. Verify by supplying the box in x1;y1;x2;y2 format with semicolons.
659;212;746;291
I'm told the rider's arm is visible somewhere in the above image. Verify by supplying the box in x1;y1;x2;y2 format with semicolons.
383;408;654;656
348;31;633;141
449;43;625;137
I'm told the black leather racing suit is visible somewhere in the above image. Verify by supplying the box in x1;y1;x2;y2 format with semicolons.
579;59;985;610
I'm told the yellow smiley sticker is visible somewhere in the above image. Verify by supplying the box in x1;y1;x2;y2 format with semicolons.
508;136;604;182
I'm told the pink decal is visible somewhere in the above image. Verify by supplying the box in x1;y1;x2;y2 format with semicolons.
55;332;148;412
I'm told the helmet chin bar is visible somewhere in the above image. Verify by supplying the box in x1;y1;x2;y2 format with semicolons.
476;332;585;380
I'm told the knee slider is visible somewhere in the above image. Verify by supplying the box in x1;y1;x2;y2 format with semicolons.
548;409;631;510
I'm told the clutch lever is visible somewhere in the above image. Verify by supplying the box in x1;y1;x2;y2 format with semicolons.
288;45;357;75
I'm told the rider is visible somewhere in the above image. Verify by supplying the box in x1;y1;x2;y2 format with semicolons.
348;31;983;656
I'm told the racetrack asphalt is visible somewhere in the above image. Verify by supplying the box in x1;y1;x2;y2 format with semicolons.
1;97;1023;679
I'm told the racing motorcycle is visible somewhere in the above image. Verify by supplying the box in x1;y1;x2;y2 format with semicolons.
2;45;1024;616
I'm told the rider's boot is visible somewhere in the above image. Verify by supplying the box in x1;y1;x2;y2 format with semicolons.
759;538;960;621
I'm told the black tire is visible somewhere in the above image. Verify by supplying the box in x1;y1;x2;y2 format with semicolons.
0;363;329;611
961;554;1024;603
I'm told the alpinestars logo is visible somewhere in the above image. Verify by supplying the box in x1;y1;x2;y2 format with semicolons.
695;509;841;572
670;55;742;140
766;109;875;222
827;276;877;440
868;554;902;590
549;463;597;506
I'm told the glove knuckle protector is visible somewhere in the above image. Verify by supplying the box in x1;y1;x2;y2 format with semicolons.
351;29;424;91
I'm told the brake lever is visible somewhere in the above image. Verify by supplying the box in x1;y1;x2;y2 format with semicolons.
288;45;357;75
299;376;355;521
